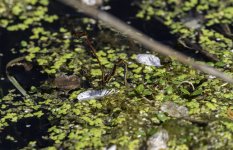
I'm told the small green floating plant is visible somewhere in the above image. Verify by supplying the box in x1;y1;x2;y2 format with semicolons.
0;0;57;31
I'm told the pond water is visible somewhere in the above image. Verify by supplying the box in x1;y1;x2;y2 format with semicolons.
1;0;233;149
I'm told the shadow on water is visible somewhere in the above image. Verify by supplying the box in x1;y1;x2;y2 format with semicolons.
106;0;213;61
0;116;53;149
0;32;47;97
0;28;31;97
106;0;176;43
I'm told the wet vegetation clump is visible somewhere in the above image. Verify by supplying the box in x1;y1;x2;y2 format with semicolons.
1;0;233;149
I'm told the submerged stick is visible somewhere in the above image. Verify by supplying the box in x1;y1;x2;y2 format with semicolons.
6;56;29;97
57;0;233;84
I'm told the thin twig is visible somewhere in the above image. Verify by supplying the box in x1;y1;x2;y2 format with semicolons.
103;59;128;85
57;0;233;84
178;81;195;91
6;56;29;97
84;34;105;85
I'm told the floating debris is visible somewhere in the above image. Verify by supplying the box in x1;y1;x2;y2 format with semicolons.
104;145;117;150
208;75;216;79
53;74;81;91
147;129;169;150
136;54;161;67
183;19;201;29
161;101;189;118
82;0;103;6
227;108;233;120
77;89;115;101
181;16;202;29
26;124;31;128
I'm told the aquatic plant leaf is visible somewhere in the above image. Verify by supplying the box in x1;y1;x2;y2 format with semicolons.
147;129;169;150
135;84;145;94
77;89;114;101
136;54;161;67
180;87;191;95
191;88;203;96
